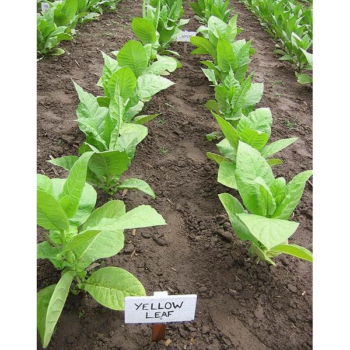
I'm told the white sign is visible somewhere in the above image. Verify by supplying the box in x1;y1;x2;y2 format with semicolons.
41;3;50;12
125;291;197;324
176;31;197;42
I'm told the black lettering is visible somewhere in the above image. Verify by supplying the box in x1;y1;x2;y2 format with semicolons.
165;302;172;309
167;311;174;317
161;311;168;317
151;303;157;310
158;303;164;310
142;303;149;310
172;301;184;309
146;312;154;319
134;303;142;310
154;312;161;318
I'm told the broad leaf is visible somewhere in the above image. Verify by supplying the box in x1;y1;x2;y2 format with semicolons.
136;74;175;102
82;200;126;231
118;178;155;198
38;271;76;348
218;193;254;242
271;243;313;262
82;267;146;310
116;41;148;78
218;161;237;189
132;18;157;45
59;152;93;218
237;214;299;250
260;138;298;158
273;170;313;219
37;190;69;233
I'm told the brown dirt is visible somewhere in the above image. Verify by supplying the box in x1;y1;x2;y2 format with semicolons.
37;1;313;349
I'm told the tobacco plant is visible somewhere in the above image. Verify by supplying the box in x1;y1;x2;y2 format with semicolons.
37;7;73;57
37;153;166;348
190;16;255;85
207;110;297;189
295;48;312;84
189;0;232;24
132;0;189;55
204;71;263;122
100;39;178;113
219;142;313;265
49;77;157;196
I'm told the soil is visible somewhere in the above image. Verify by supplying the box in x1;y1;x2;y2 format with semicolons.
37;1;313;349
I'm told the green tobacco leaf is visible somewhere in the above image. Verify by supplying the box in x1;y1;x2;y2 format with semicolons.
206;152;228;165
267;159;283;166
239;129;269;150
54;0;78;26
51;179;97;228
260;138;298;158
39;271;76;348
64;229;101;252
214;114;239;151
236;142;275;215
118;178;155;199
217;138;236;162
82;267;146;310
73;81;108;136
100;51;119;95
75;229;125;269
237;108;272;137
133;114;158;125
136;74;175;102
273;170;313;220
88;150;130;182
205;100;219;113
37;174;54;196
243;83;264;110
218;193;253;242
94;205;166;231
107;66;137;100
296;73;312;85
269;177;287;208
48;156;79;172
218;161;237;189
236;142;274;184
132;18;157;45
145;55;178;75
117;123;148;158
37;285;56;347
116;41;148;78
82;200;126;231
37;241;65;269
271;243;313;262
254;177;276;216
190;36;216;60
237;214;299;250
37;190;69;233
59;152;93;218
217;39;237;73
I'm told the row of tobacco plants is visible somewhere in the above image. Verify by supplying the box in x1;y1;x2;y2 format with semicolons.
239;0;313;84
188;1;313;265
37;0;122;58
37;0;189;347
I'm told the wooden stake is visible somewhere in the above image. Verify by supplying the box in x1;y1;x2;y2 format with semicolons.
152;324;166;342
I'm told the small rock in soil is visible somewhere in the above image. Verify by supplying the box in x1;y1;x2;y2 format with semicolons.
288;284;298;293
141;231;151;239
152;235;168;246
124;244;135;254
216;229;234;242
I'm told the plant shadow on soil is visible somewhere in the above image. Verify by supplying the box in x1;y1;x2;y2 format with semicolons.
37;1;313;349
